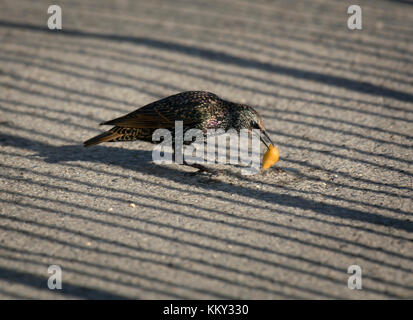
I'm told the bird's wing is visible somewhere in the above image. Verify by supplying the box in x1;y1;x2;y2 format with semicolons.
100;100;204;129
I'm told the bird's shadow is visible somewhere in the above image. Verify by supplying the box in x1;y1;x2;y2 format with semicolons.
43;143;257;180
41;135;261;178
44;143;152;167
2;132;231;178
44;142;194;180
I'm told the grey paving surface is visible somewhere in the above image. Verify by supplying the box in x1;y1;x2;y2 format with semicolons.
0;0;412;299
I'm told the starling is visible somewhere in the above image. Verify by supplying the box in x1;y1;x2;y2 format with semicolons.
83;91;273;171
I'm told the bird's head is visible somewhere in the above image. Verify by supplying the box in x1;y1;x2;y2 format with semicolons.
234;105;274;148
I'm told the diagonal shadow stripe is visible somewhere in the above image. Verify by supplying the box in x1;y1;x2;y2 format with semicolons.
0;266;129;299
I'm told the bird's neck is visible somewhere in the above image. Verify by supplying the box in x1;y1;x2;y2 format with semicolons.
226;103;248;131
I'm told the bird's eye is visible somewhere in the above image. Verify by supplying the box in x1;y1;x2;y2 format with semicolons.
250;120;259;129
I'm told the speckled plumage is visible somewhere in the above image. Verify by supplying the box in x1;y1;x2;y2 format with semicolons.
83;91;269;148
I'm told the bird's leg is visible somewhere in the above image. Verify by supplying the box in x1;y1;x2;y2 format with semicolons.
183;161;213;173
172;141;212;173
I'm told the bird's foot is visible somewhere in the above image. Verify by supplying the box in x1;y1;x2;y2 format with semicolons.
183;162;220;176
261;167;285;175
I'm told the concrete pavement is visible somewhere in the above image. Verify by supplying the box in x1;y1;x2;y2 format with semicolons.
0;0;412;299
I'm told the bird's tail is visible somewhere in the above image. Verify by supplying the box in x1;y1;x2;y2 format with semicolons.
83;130;122;148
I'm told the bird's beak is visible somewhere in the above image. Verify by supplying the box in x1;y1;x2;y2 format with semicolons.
260;130;273;149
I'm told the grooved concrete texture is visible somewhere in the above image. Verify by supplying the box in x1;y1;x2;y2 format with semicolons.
0;0;412;299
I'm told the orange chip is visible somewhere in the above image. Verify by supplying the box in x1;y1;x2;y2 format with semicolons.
262;144;279;170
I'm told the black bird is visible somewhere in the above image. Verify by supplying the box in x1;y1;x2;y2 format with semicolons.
84;91;273;171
